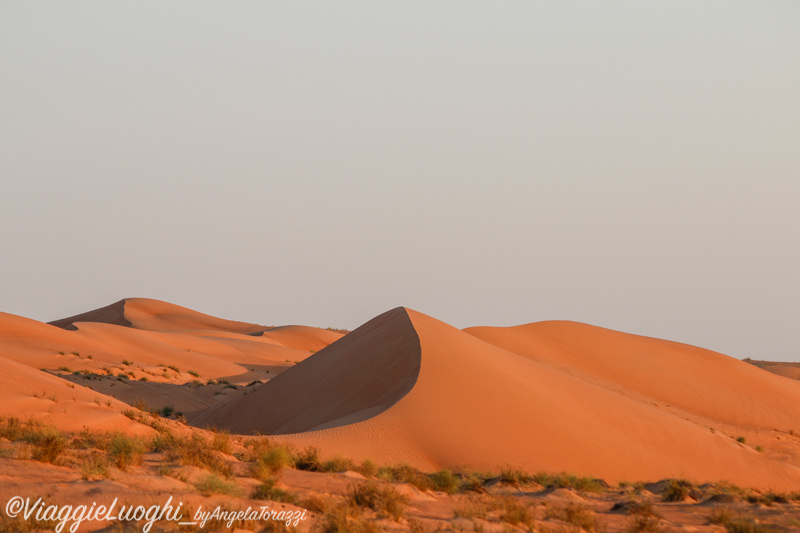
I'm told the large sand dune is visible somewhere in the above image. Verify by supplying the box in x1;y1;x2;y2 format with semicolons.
202;308;800;489
3;299;800;489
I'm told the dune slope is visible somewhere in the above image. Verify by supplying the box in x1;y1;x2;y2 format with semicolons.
202;308;800;489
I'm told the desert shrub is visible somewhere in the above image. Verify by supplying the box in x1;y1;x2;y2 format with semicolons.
316;504;377;533
30;428;67;464
251;477;298;504
533;472;605;493
429;470;460;494
746;491;790;506
251;443;295;480
377;464;432;491
193;474;242;497
358;459;378;478
319;455;357;473
348;481;408;521
300;494;331;514
80;452;110;480
624;499;663;533
544;502;599;532
736;436;746;444
500;467;534;487
457;470;490;493
160;406;174;417
168;434;231;477
0;416;25;441
709;507;778;533
211;429;232;454
498;496;536;528
293;446;322;471
109;432;145;471
662;478;696;502
453;495;493;520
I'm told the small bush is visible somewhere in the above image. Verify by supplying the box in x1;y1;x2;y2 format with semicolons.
168;434;231;477
709;507;779;533
544;502;599;532
28;426;68;464
376;464;432;491
533;472;605;493
358;459;378;478
498;496;536;528
211;430;231;454
320;455;357;473
160;406;174;417
662;478;696;502
109;432;145;471
317;504;377;533
251;477;298;504
736;436;746;443
194;474;242;497
79;452;110;480
430;470;460;494
250;444;295;480
188;370;200;378
348;481;408;521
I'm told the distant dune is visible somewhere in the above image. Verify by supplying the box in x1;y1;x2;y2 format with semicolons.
3;299;800;489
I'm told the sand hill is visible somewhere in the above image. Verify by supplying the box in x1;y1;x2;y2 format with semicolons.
3;299;800;489
201;308;800;489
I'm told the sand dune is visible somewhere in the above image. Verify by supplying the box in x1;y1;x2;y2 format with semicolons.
50;297;266;334
202;308;800;489
0;299;344;430
4;299;800;489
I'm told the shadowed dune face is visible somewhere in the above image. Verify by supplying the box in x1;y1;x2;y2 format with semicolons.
47;300;131;330
195;307;422;433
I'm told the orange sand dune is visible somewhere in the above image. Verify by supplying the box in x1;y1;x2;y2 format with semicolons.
0;300;345;431
49;298;266;334
465;321;800;431
202;308;800;489
0;354;148;433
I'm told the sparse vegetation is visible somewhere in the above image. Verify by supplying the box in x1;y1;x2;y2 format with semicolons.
661;478;697;502
737;436;746;443
544;502;599;532
79;452;110;480
709;507;779;533
251;477;298;503
532;472;606;493
188;370;200;378
348;481;408;521
108;432;145;471
498;496;536;528
194;474;242;497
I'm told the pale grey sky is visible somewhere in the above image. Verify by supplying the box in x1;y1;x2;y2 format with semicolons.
1;2;798;361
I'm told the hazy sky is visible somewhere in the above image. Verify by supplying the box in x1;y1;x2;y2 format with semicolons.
2;2;798;361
